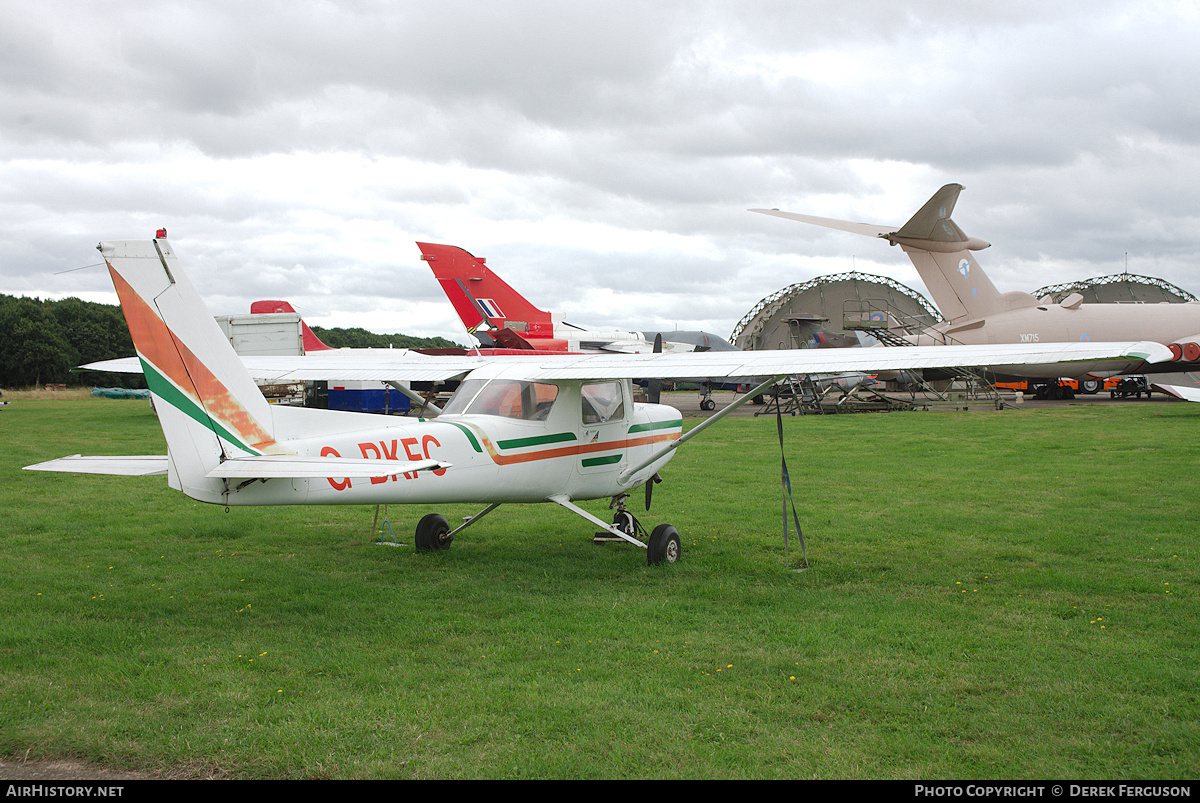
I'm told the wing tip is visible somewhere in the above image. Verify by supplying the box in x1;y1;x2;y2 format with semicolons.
1127;341;1174;364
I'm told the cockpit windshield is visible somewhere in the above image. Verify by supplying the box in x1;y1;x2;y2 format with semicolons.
441;378;559;420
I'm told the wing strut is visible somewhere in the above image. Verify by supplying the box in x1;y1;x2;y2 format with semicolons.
618;374;786;485
773;387;808;572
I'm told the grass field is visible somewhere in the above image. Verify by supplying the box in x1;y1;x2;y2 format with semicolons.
1;397;1197;779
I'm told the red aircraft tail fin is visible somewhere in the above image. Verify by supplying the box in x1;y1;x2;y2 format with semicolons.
250;300;333;352
417;243;555;340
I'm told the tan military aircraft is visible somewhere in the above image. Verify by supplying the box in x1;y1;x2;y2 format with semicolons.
752;185;1200;385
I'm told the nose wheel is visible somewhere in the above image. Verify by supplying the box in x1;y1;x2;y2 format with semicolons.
551;495;683;566
595;507;641;544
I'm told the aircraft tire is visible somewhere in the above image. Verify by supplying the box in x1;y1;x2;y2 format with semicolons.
613;510;637;537
700;399;716;411
415;513;452;552
647;524;681;565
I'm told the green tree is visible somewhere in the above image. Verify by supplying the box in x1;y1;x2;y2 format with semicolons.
309;326;462;350
48;297;142;388
0;296;72;387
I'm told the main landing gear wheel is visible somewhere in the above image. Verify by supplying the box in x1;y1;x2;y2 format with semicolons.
647;524;681;565
700;398;716;411
415;513;452;552
595;508;638;543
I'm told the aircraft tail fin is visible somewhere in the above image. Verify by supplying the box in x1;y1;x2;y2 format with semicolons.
98;238;279;503
418;242;556;340
250;300;333;352
754;184;1038;323
889;184;1028;322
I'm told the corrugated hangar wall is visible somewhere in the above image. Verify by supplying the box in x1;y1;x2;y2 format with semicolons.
1032;272;1198;304
731;271;1199;351
731;271;941;351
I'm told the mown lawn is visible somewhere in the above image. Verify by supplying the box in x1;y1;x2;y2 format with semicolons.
1;398;1196;779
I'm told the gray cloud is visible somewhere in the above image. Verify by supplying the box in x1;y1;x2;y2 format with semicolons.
2;0;1199;341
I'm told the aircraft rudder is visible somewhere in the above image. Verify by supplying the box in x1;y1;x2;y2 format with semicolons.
100;237;278;500
889;186;1023;322
418;242;554;338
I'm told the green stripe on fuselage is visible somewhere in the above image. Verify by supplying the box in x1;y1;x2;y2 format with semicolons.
496;431;577;450
442;421;483;453
582;453;623;467
628;418;682;434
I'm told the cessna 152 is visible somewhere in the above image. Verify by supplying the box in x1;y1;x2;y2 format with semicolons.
753;184;1200;382
24;236;1173;565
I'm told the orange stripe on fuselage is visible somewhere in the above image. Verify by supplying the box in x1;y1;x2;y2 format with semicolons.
108;263;275;450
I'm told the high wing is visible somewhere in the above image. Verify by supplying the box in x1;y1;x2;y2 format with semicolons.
470;341;1171;381
83;340;1171;385
81;351;488;384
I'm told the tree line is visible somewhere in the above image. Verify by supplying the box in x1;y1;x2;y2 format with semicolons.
0;295;462;389
307;325;460;351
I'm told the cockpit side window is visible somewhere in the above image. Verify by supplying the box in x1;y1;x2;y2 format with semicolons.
581;381;625;425
442;379;559;420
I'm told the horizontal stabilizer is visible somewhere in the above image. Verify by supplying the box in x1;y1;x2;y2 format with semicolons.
75;356;143;374
895;183;969;243
754;186;1004;322
205;454;451;479
24;455;169;476
752;190;990;253
750;208;896;239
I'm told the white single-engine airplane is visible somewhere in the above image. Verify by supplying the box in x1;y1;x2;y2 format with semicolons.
25;237;1174;565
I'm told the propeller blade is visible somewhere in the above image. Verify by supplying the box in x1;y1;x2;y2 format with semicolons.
645;472;661;511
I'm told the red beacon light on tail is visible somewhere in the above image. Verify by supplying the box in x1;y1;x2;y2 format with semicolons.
155;228;167;238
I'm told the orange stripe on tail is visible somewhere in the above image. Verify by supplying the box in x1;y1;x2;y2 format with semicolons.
108;263;276;451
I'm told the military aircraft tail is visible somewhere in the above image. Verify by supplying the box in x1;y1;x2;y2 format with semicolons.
417;242;561;345
98;238;280;503
753;184;1040;324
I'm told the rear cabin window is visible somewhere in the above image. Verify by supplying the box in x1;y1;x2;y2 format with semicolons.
581;381;625;425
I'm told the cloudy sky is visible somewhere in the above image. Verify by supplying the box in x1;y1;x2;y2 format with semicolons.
3;0;1199;344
